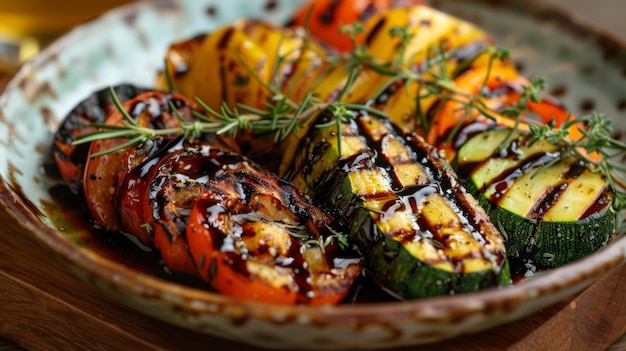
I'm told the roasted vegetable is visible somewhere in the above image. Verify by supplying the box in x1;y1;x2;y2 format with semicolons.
156;19;321;159
419;29;617;267
290;0;429;52
331;5;493;135
186;171;361;305
63;86;363;302
82;91;238;231
52;84;147;194
283;110;509;298
117;139;261;274
455;126;614;266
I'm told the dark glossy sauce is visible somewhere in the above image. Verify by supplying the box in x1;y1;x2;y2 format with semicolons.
47;182;214;291
46;155;397;304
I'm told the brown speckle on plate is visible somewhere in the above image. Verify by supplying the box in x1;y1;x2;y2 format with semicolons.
265;0;278;12
580;64;596;75
597;36;620;61
40;106;57;131
18;77;56;104
122;12;139;27
580;99;595;113
153;0;180;12
550;84;567;98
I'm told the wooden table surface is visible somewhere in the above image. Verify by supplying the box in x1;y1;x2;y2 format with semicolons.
1;1;626;350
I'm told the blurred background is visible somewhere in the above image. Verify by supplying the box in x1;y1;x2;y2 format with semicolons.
541;0;624;38
0;0;132;72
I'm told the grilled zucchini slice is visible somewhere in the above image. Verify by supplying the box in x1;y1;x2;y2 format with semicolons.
455;127;615;266
283;111;510;299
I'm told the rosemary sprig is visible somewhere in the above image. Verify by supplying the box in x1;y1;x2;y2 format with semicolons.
73;87;332;158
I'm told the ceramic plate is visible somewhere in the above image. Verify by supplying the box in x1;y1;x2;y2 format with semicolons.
1;0;625;349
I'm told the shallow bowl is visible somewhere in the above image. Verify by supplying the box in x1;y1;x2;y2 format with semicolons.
1;0;625;349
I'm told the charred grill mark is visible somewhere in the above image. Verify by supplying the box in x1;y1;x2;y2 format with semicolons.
485;152;560;204
169;34;207;78
217;27;235;49
364;17;387;47
451;121;498;152
373;79;405;105
354;116;491;251
217;28;235;104
355;116;404;190
397;184;437;213
360;3;378;21
318;0;341;25
527;182;569;219
581;186;612;219
565;159;589;179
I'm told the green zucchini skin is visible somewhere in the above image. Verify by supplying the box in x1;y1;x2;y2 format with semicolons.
351;209;512;298
455;126;615;267
283;111;510;299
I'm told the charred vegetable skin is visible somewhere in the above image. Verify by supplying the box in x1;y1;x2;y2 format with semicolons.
52;84;147;194
186;171;361;305
455;127;614;266
117;140;263;275
82;91;239;232
284;110;509;299
290;0;429;52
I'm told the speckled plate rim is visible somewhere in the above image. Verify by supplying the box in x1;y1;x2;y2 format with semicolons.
1;0;626;348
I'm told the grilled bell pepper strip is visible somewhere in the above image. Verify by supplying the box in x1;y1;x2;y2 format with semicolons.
426;61;594;162
290;0;429;52
83;91;238;231
52;84;147;195
291;6;492;115
156;18;321;158
186;171;362;305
